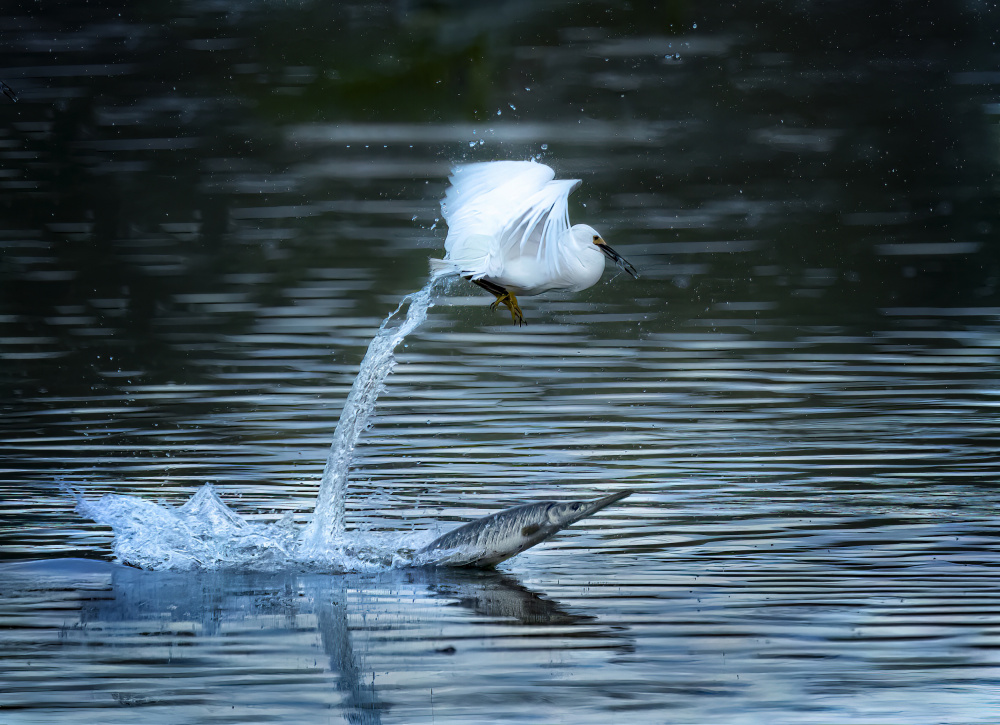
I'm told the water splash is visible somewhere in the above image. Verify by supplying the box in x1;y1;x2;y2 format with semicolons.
76;275;448;570
298;277;440;561
75;484;300;570
75;483;436;571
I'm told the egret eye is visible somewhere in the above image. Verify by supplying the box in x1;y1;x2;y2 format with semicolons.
592;235;600;242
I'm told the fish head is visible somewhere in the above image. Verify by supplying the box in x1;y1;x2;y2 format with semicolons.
544;489;634;530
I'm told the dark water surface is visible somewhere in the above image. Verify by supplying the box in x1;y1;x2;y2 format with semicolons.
3;1;1000;723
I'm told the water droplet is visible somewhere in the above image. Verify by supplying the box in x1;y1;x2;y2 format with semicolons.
540;143;548;150
509;103;516;110
692;22;697;28
496;109;501;116
469;141;476;147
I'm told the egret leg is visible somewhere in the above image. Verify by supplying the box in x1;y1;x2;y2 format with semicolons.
467;277;525;325
490;290;524;325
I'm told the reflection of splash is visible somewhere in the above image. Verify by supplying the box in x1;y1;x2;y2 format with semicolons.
77;277;442;571
315;578;387;725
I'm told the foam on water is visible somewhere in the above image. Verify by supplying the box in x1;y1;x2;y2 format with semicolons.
76;276;447;571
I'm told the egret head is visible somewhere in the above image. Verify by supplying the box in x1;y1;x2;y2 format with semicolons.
571;224;638;279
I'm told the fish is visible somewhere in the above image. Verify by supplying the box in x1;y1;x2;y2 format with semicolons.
1;80;18;103
414;489;633;568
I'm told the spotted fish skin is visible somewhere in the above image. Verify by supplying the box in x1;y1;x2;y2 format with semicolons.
415;490;633;568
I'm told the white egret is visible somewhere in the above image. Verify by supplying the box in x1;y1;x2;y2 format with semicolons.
430;160;637;324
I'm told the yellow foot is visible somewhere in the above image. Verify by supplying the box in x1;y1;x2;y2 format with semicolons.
489;291;525;325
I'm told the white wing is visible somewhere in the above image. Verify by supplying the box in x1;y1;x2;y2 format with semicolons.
440;161;579;279
503;178;580;279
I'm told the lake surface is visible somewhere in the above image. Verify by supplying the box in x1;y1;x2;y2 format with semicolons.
2;1;1000;722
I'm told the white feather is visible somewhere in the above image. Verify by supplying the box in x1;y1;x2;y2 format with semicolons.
435;160;611;296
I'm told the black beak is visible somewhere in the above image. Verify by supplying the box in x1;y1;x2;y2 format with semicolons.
598;243;639;279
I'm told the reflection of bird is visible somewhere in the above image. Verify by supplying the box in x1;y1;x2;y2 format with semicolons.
431;160;637;324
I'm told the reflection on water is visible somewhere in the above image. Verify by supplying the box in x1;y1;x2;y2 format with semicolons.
3;0;1000;722
0;560;627;724
3;553;1000;724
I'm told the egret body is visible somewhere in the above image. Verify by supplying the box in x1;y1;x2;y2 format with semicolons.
431;160;637;324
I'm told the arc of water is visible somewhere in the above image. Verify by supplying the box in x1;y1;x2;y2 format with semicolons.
298;277;442;560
